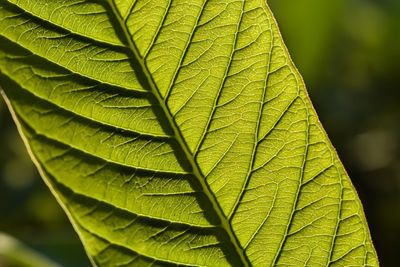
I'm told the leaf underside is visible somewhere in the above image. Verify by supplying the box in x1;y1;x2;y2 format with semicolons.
0;0;378;266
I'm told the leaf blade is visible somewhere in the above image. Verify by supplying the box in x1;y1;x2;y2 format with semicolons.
0;0;378;266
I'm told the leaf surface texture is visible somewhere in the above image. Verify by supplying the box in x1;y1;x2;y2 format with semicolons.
0;0;378;266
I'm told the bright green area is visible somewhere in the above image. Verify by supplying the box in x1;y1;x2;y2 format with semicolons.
0;0;378;266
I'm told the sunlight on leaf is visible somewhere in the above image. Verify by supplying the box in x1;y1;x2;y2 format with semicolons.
0;0;378;266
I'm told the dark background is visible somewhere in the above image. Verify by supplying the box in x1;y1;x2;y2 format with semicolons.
1;0;399;265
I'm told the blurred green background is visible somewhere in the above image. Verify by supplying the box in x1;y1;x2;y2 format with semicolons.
0;0;399;265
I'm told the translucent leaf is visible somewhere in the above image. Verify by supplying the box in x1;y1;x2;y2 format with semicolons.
0;0;378;266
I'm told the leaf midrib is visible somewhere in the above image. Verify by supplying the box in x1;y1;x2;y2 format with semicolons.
106;1;250;266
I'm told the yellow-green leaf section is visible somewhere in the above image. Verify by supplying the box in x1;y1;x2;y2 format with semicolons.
0;0;378;266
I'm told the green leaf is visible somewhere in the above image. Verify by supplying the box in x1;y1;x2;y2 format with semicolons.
0;0;378;266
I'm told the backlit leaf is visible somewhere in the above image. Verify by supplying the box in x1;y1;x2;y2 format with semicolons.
0;0;378;266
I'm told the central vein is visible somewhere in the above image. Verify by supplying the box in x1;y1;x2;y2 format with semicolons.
106;1;250;266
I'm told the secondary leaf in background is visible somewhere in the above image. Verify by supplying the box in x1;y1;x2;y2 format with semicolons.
0;0;378;266
0;232;61;267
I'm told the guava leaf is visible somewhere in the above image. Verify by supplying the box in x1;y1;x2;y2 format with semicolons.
0;0;378;266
